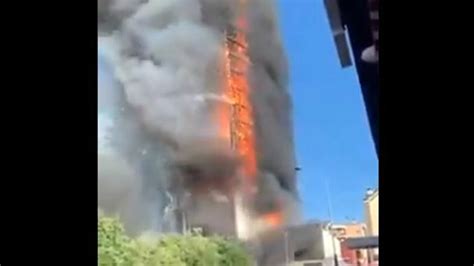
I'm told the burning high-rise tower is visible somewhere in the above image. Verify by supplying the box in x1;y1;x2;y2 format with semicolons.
98;0;299;240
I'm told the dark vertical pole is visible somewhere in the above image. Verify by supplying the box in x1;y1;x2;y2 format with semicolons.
331;234;340;266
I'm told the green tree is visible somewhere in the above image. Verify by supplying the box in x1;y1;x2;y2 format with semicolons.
98;215;253;266
98;215;135;266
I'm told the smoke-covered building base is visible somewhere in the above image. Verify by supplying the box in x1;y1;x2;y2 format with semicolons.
178;192;238;237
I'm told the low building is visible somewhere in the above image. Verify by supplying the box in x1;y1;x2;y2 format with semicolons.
331;223;370;266
257;222;342;266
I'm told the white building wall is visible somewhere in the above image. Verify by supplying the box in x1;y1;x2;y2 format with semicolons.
321;228;342;259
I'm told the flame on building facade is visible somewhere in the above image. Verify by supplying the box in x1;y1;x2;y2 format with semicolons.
214;0;283;239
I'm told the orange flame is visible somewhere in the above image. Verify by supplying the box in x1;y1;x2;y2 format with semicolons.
262;211;284;228
216;0;286;233
216;0;257;196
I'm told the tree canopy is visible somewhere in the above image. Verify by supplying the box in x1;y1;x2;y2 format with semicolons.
98;215;253;266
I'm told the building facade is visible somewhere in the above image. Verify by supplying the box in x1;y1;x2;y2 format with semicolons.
364;189;379;261
364;189;378;237
257;222;342;266
331;223;369;266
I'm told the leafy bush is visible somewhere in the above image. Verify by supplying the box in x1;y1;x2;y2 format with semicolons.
98;215;135;265
98;215;253;266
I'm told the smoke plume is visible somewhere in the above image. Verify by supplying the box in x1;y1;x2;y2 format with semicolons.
98;0;300;236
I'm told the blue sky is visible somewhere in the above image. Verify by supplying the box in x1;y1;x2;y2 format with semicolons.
276;0;378;223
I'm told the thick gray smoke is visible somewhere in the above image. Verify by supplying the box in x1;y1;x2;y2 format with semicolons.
98;0;300;236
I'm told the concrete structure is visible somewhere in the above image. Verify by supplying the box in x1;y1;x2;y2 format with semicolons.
364;189;378;237
364;189;379;261
257;222;342;266
331;223;367;240
331;223;369;266
331;189;379;266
